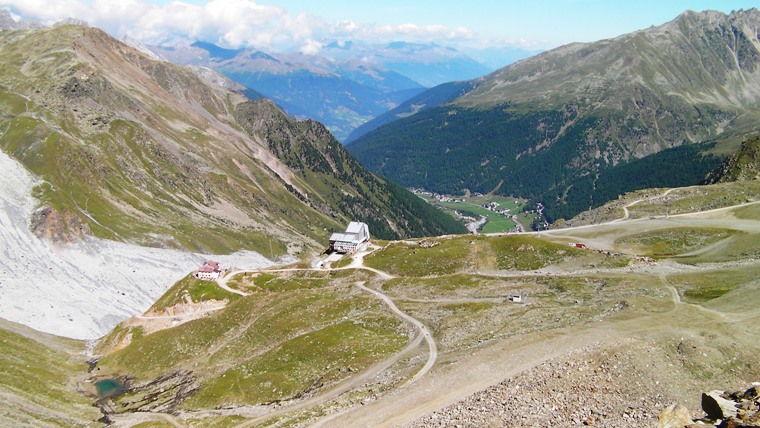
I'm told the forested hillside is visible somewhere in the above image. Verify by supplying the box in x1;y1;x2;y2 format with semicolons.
348;9;760;223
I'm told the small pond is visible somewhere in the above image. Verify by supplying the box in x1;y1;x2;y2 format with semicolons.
94;379;128;398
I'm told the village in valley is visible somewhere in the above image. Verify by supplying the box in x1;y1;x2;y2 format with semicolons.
410;188;541;234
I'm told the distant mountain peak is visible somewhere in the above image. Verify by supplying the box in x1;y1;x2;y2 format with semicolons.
190;40;244;60
326;40;354;50
53;17;89;27
386;41;438;50
0;8;44;30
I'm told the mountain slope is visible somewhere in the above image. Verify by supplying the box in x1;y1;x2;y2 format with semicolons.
89;181;760;426
151;42;426;141
707;134;760;183
0;319;100;427
232;98;466;239
348;9;760;221
0;25;464;257
345;80;479;143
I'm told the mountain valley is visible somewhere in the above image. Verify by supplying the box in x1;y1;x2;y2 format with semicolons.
3;174;760;427
348;9;760;222
0;23;463;338
2;7;760;428
149;40;500;142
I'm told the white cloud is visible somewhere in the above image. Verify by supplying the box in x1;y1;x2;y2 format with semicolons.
366;22;474;42
336;20;358;33
0;0;291;48
1;0;88;23
299;38;322;55
0;0;490;51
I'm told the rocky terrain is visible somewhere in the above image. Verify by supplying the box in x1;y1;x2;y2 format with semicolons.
692;384;760;427
0;23;463;257
410;337;759;428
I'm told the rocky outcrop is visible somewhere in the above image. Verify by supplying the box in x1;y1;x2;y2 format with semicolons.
657;403;692;428
702;390;739;420
30;206;91;243
658;383;760;427
95;371;199;416
706;135;760;183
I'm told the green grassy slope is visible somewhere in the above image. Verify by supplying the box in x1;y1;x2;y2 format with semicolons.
707;134;760;183
0;320;100;427
0;25;463;258
6;180;760;426
94;270;407;410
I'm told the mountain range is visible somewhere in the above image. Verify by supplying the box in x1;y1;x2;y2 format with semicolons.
3;8;760;428
0;24;464;258
347;8;760;222
148;39;513;141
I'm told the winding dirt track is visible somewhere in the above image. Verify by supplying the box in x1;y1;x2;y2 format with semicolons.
114;198;760;427
226;247;437;428
314;201;760;427
355;282;438;385
216;270;251;296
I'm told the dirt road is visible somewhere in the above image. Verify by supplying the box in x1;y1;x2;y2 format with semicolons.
226;248;432;427
322;287;740;427
216;270;250;296
202;201;759;426
355;282;437;385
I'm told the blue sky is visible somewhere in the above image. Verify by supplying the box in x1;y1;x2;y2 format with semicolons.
250;0;758;47
1;0;757;53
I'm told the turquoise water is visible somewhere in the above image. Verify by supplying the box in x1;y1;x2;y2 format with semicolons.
94;379;128;398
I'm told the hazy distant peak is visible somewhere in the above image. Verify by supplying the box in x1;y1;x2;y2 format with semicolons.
325;40;354;50
190;40;244;60
53;17;89;27
0;8;43;30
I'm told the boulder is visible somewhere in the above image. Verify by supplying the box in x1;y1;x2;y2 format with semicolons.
657;403;692;428
703;391;739;420
742;386;760;402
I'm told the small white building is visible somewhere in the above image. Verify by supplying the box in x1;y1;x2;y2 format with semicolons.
195;260;222;280
329;221;370;253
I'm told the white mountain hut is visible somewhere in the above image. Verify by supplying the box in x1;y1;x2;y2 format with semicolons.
329;221;370;253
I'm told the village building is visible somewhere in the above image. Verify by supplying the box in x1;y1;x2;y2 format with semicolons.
195;260;222;280
329;221;370;253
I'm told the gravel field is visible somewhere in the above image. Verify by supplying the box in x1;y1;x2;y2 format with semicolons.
0;150;276;339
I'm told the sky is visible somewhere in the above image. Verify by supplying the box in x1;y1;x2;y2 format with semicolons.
1;0;757;55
